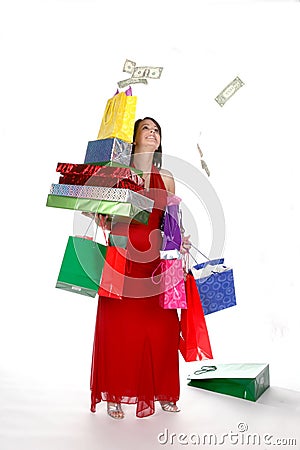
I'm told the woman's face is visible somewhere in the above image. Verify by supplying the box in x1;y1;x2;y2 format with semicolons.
134;119;161;152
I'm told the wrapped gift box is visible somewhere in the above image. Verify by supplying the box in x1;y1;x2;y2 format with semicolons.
56;236;107;297
57;162;143;182
84;161;143;177
46;194;150;224
56;162;144;191
187;363;269;402
57;161;142;176
49;185;154;212
58;174;144;191
84;138;132;165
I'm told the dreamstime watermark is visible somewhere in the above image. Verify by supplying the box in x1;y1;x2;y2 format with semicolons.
72;153;226;297
157;423;297;446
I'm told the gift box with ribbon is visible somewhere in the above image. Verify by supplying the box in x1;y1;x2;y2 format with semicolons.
187;363;270;401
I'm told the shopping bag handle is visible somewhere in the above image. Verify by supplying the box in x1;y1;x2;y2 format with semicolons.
81;213;98;241
190;243;210;261
194;365;217;375
114;86;132;96
189;243;225;268
103;97;115;126
82;213;109;244
151;261;163;284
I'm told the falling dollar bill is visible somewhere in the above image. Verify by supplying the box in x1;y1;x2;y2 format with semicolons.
196;143;210;176
123;59;136;74
117;77;148;89
215;76;244;107
132;66;163;79
197;143;203;158
118;60;164;88
201;159;210;177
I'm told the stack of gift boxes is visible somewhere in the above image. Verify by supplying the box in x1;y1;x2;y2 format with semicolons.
46;89;154;298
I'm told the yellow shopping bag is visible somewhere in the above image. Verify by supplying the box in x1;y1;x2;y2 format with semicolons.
97;91;137;143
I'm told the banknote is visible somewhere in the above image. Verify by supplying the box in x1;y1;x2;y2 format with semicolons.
117;77;148;89
215;76;244;107
197;143;203;158
123;59;136;74
132;66;163;79
201;159;210;177
118;60;163;87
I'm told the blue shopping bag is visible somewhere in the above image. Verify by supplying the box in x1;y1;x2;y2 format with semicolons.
193;258;237;315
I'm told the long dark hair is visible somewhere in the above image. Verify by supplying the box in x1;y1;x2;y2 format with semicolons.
131;117;162;169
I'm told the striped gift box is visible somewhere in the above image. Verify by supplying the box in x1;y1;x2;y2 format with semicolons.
49;184;154;212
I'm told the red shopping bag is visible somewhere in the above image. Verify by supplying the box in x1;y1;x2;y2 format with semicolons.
98;246;127;299
179;272;213;362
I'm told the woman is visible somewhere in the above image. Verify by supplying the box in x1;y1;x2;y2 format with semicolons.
90;117;188;419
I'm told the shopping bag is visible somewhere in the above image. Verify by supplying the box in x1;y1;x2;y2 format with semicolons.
193;258;237;315
108;233;128;248
97;91;137;143
161;195;182;251
56;236;107;297
155;259;187;309
187;363;270;401
98;245;127;299
179;272;213;361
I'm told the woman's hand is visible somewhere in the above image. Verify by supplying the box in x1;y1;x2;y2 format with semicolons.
95;214;112;230
180;234;191;254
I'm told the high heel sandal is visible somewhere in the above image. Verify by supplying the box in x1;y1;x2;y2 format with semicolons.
107;402;124;419
160;401;181;413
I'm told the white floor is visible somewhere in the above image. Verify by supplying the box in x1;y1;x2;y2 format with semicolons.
1;360;299;450
1;3;300;448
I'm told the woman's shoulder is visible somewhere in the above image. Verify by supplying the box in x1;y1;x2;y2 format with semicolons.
158;168;175;194
159;168;173;177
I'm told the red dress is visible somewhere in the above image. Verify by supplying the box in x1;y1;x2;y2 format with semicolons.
90;165;180;418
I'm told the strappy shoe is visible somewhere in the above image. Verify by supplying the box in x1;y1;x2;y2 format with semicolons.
160;401;181;413
107;402;124;419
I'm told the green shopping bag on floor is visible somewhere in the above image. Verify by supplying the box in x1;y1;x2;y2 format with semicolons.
187;363;270;402
56;236;107;297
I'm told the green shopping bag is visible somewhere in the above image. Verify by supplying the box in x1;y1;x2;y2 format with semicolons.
187;363;269;402
56;236;107;297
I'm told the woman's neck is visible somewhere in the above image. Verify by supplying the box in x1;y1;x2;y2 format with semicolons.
132;151;154;174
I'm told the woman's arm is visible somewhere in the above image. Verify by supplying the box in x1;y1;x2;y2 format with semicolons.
159;168;175;195
160;168;191;253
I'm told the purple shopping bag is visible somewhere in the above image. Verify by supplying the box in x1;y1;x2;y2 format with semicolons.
161;195;182;251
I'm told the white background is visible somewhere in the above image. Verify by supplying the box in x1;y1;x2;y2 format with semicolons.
1;0;300;449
